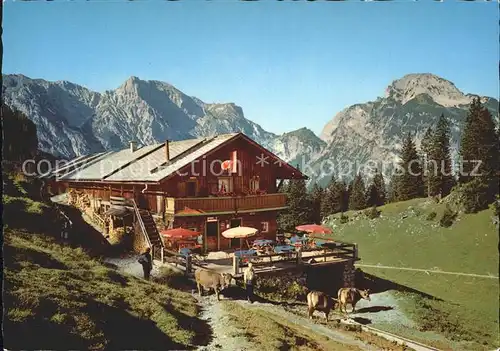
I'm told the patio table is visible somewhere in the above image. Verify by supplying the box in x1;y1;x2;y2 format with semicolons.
274;245;295;254
179;247;192;257
290;236;308;244
314;239;326;247
252;239;274;246
274;245;295;260
234;249;257;258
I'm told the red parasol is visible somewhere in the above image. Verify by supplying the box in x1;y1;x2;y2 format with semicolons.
161;227;200;239
295;224;332;235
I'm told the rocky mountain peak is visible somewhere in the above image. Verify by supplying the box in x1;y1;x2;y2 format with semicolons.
205;103;243;118
282;127;320;140
117;76;149;95
2;74;277;158
385;73;468;107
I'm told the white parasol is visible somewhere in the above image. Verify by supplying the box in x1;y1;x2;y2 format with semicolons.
222;226;258;250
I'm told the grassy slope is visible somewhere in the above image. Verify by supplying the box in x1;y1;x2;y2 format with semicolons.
3;174;208;350
321;198;499;350
223;302;415;351
223;302;361;351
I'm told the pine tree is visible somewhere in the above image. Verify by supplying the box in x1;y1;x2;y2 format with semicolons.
349;173;367;210
420;126;435;197
458;97;499;211
460;97;498;185
387;174;399;203
338;180;349;212
320;175;347;218
429;114;454;197
346;179;353;209
2;104;38;161
366;169;386;207
320;175;336;219
397;133;424;201
277;177;312;232
309;183;324;224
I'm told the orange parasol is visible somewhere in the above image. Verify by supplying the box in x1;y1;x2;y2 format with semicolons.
295;224;332;235
161;227;200;239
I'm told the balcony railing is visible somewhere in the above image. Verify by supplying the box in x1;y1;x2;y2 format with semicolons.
170;193;287;214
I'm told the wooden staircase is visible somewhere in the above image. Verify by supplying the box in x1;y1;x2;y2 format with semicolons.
131;199;164;259
138;209;164;250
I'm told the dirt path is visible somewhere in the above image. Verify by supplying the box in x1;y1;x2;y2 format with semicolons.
195;296;258;351
104;255;163;278
356;264;499;279
106;256;258;350
104;256;424;350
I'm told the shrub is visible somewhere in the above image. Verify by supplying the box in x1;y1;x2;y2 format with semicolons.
493;195;500;217
340;213;349;224
255;275;308;302
439;206;457;228
459;179;494;214
286;281;308;300
364;206;381;219
426;211;437;221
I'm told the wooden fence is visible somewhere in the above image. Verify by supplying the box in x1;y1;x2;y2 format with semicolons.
159;242;358;277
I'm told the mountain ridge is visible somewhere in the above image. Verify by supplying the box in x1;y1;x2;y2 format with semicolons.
3;73;498;184
314;73;498;184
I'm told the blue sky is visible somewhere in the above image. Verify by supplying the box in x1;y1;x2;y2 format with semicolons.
4;1;499;135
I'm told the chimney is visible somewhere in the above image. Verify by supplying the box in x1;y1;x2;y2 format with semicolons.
129;141;137;153
165;140;170;161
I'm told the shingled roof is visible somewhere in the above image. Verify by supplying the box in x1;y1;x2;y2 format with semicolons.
55;134;239;182
52;132;306;183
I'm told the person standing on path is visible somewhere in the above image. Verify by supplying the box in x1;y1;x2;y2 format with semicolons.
243;262;256;303
138;247;153;280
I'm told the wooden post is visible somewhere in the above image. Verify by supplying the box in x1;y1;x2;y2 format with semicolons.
324;248;327;262
296;247;302;265
185;254;192;276
233;255;240;275
354;243;358;260
160;247;164;263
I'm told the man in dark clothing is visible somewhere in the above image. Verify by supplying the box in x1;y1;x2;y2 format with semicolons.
138;247;153;280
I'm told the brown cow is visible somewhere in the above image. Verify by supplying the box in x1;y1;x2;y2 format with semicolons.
306;290;338;322
337;288;371;314
194;268;233;301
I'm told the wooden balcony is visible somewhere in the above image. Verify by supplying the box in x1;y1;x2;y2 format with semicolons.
168;193;287;216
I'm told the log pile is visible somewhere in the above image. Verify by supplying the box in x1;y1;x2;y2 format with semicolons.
68;189;92;212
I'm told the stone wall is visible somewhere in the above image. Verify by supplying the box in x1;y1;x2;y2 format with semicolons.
132;221;150;254
342;259;356;288
253;260;356;302
255;269;308;302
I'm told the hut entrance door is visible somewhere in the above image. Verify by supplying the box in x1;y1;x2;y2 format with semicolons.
138;194;149;209
205;219;219;252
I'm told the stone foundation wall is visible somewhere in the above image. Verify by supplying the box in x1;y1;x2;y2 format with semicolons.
132;221;150;254
255;270;308;301
342;259;356;288
254;261;356;302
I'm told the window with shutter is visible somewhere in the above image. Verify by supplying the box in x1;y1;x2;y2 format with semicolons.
261;221;269;233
